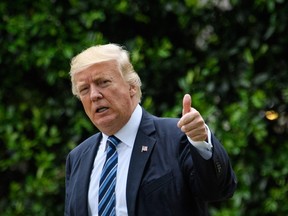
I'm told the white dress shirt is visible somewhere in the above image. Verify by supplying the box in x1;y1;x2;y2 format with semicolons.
88;104;212;216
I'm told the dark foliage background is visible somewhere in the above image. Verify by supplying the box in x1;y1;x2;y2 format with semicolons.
1;0;287;215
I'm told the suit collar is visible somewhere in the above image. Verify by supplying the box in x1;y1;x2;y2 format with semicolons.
126;108;156;215
75;133;102;215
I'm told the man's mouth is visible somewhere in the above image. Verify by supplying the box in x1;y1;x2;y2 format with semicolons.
96;107;108;113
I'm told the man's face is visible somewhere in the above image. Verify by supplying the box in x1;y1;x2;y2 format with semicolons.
74;60;138;135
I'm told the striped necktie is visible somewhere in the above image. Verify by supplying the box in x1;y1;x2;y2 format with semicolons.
98;135;121;216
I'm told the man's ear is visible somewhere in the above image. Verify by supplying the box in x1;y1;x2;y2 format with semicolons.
129;85;137;96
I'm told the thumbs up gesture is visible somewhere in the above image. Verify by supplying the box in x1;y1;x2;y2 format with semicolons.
177;94;208;142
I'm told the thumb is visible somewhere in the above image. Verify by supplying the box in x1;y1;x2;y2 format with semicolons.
182;94;192;115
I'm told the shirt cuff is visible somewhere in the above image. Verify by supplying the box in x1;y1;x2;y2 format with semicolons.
187;125;213;160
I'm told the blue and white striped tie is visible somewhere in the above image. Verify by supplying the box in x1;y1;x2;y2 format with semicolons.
98;135;121;216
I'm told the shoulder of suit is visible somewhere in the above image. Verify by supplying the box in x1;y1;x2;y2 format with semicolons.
68;133;101;156
153;116;180;130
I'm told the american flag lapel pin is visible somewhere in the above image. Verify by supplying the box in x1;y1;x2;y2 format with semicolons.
141;145;148;152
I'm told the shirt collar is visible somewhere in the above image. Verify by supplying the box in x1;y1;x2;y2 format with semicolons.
102;104;142;148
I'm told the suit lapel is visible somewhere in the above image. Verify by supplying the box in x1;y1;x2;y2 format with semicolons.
126;110;156;216
75;134;102;215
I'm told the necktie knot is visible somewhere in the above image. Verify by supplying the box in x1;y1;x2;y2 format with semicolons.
107;135;121;149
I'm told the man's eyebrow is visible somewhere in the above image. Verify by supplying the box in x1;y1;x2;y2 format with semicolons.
76;82;88;88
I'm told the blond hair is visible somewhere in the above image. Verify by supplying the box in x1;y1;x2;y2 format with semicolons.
70;44;142;101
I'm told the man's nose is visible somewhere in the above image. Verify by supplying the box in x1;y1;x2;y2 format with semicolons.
90;85;103;101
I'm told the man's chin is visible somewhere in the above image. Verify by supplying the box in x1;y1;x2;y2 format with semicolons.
93;118;119;133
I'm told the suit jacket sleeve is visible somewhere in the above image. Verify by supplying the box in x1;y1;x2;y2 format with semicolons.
179;127;237;201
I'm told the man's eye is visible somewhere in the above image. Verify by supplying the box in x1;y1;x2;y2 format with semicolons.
79;87;89;95
99;80;111;87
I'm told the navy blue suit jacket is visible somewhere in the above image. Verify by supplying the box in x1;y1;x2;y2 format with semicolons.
65;108;237;216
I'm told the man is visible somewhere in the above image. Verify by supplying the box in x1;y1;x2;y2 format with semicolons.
65;43;237;216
